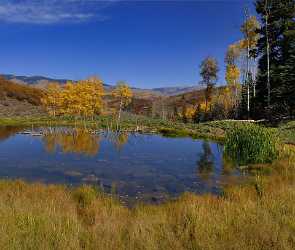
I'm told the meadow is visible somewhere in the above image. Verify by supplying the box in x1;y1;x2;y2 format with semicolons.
0;118;294;250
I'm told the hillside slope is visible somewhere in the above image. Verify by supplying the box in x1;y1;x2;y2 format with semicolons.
0;77;44;117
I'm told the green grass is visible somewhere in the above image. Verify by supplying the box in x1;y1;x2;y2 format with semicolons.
0;146;294;249
0;114;227;141
0;114;294;144
224;124;279;165
277;120;295;145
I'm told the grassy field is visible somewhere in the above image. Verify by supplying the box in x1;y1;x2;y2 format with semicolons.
1;114;294;143
0;145;294;250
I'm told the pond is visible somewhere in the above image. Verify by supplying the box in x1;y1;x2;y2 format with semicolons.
0;126;248;204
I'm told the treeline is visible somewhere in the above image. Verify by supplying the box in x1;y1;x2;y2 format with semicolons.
132;0;295;123
255;0;295;119
42;77;132;124
0;77;43;105
172;0;295;123
196;0;294;122
128;86;232;122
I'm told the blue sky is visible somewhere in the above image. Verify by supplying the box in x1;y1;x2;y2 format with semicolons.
0;0;255;89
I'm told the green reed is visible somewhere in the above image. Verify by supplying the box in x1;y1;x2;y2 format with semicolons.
224;123;279;165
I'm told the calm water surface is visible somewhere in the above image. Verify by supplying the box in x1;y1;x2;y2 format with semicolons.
0;126;247;203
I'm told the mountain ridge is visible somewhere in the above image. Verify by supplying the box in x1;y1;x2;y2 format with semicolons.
1;74;200;96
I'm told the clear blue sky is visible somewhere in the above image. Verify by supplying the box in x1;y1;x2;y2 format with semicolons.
0;0;255;89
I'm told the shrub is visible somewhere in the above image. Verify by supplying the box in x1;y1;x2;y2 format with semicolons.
0;77;43;105
159;128;189;137
224;123;279;165
72;185;98;208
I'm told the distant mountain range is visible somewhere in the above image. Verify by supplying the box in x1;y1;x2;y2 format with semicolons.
1;74;201;96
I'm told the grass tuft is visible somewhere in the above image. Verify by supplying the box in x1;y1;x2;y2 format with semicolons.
224;124;279;165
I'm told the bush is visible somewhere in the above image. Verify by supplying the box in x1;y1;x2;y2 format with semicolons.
0;77;43;105
73;185;98;208
224;123;279;165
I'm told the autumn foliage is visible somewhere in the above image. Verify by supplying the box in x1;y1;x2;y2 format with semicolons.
43;128;100;156
112;82;133;128
0;77;43;105
42;77;105;118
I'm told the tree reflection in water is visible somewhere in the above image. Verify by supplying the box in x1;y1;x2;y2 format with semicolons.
43;128;130;156
43;128;100;156
196;141;215;181
108;132;129;151
0;126;23;142
221;155;236;175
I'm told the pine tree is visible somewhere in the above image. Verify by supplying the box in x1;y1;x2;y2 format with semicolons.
255;0;295;119
277;5;295;117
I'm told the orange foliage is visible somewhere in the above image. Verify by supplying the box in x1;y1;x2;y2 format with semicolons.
42;77;104;118
0;77;43;105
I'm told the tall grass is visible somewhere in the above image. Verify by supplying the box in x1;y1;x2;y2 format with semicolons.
224;124;279;165
0;147;294;250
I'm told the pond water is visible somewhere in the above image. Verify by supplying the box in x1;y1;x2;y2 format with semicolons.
0;126;247;204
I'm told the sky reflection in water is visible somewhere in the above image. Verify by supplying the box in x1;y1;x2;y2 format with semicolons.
0;127;246;203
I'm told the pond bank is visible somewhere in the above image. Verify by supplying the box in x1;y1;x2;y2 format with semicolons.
0;146;294;249
0;116;260;142
0;115;294;144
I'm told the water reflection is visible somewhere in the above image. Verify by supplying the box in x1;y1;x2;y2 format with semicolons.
196;141;214;181
109;132;129;150
221;156;237;175
42;129;100;156
0;126;23;142
42;128;130;156
0;126;249;204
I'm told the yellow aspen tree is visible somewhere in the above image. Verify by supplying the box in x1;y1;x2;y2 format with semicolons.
240;14;260;116
85;76;105;117
225;64;241;102
41;82;62;117
226;65;240;87
199;57;219;115
225;43;242;118
225;43;241;66
75;82;90;118
74;77;105;119
184;106;196;121
112;81;133;130
62;81;77;116
211;87;235;118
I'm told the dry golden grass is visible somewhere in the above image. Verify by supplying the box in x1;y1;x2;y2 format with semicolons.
0;148;294;250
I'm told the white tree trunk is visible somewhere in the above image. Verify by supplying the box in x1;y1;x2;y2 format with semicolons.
244;7;251;118
117;98;123;131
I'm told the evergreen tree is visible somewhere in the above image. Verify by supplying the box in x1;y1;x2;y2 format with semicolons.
255;0;295;119
278;5;295;117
